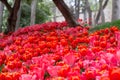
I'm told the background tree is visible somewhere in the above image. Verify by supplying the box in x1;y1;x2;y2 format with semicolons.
0;0;116;33
112;0;120;21
15;0;22;30
0;0;21;33
53;0;80;27
0;2;4;32
95;0;109;24
20;0;51;27
99;0;105;23
30;0;37;25
74;0;80;20
0;0;51;32
52;4;57;21
85;0;92;25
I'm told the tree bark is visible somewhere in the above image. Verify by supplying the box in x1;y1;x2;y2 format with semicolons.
0;2;4;32
0;0;12;13
30;0;37;25
75;0;80;20
99;0;105;23
53;6;57;22
95;0;109;24
101;10;105;23
53;0;80;27
112;0;120;21
83;1;87;21
7;0;21;32
15;0;22;31
85;0;92;25
1;0;21;33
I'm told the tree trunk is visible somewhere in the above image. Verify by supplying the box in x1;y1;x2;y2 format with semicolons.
95;0;109;24
30;0;37;25
75;0;80;20
85;0;92;25
15;0;22;31
7;0;21;32
83;9;87;21
99;0;105;23
83;1;87;21
53;0;80;27
52;5;57;22
0;2;4;32
101;10;105;23
0;0;12;13
112;0;120;21
1;0;21;33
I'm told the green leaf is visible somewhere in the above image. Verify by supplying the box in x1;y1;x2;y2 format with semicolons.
0;64;5;72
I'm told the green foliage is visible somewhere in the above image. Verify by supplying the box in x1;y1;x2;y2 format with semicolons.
20;3;31;27
36;1;51;23
0;64;4;72
2;0;52;29
20;1;51;27
89;0;99;11
90;20;120;32
2;7;8;31
2;0;17;31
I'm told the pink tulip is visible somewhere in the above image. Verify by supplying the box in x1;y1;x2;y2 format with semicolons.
20;74;32;80
63;53;77;66
30;67;45;80
115;31;120;47
116;50;120;63
20;74;37;80
47;66;61;77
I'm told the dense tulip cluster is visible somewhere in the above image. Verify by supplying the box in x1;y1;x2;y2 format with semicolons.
0;21;120;80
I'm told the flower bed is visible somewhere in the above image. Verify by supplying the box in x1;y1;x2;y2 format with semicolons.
0;21;120;80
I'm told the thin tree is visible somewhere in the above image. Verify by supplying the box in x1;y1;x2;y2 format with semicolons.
53;0;81;27
74;0;80;20
112;0;120;21
85;0;92;25
52;5;57;22
99;0;105;23
83;2;87;21
15;0;22;31
30;0;37;25
95;0;109;24
0;2;4;32
0;0;21;33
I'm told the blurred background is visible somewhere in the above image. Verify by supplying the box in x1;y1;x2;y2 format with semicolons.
0;0;120;32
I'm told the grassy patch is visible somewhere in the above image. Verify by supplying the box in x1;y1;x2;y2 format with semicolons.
90;20;120;32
